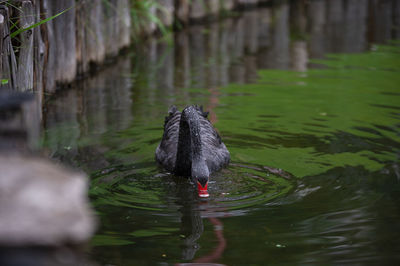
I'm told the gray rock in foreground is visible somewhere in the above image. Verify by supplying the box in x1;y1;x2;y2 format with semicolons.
0;155;96;246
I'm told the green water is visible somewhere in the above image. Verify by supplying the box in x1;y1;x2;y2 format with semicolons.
80;42;399;266
42;4;400;265
218;45;400;178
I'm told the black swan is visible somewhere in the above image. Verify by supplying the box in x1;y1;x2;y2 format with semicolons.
155;105;230;197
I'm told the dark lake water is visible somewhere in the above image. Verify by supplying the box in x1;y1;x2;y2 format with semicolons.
42;1;400;265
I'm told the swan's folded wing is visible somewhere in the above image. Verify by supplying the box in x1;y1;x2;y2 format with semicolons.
199;116;230;173
156;112;181;172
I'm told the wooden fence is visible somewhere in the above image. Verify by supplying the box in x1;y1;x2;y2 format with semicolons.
0;0;270;108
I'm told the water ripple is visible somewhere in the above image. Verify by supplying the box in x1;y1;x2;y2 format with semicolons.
89;162;296;217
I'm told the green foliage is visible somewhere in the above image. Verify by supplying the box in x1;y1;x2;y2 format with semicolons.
129;0;170;39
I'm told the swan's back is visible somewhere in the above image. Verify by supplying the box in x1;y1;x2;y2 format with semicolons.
155;105;229;175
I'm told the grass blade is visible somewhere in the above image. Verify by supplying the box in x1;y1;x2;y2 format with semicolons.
10;5;74;38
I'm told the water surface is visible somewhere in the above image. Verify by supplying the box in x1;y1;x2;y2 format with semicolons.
43;1;400;265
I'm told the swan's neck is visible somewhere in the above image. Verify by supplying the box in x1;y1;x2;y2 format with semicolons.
175;107;209;184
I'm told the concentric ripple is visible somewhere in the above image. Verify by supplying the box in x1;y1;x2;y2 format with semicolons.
89;162;295;217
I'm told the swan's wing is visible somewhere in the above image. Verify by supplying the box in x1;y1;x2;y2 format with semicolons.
198;112;230;173
155;110;181;172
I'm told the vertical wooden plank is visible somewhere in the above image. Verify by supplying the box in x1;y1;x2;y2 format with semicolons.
76;0;105;75
33;0;45;114
175;0;190;25
42;0;76;93
75;0;86;74
116;0;131;49
16;1;35;92
0;5;17;91
206;0;219;17
41;0;56;93
0;12;4;87
190;0;206;21
91;0;105;63
147;5;157;35
104;0;119;57
158;0;174;27
53;0;76;84
0;12;3;80
189;0;220;21
102;0;130;57
221;0;236;11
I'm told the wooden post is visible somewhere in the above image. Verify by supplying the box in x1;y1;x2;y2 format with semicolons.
104;0;128;57
116;0;131;49
221;0;236;11
175;0;190;25
0;12;4;88
0;5;17;91
76;0;106;75
189;0;220;21
33;0;44;114
42;0;76;93
206;0;220;17
16;1;35;92
158;0;174;28
190;0;206;21
53;0;76;84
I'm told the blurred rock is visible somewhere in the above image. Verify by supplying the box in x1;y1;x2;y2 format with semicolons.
0;155;96;246
0;91;96;246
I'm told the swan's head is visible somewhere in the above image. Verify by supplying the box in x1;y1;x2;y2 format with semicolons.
192;159;209;198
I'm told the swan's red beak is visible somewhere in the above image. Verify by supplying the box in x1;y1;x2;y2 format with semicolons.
197;181;209;198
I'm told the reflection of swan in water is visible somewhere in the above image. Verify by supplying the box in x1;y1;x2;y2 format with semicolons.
174;182;227;264
180;202;204;260
173;180;203;260
156;105;230;197
178;205;227;264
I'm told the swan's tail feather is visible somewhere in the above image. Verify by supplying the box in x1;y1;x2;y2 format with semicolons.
164;105;179;128
168;105;177;115
197;105;209;119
